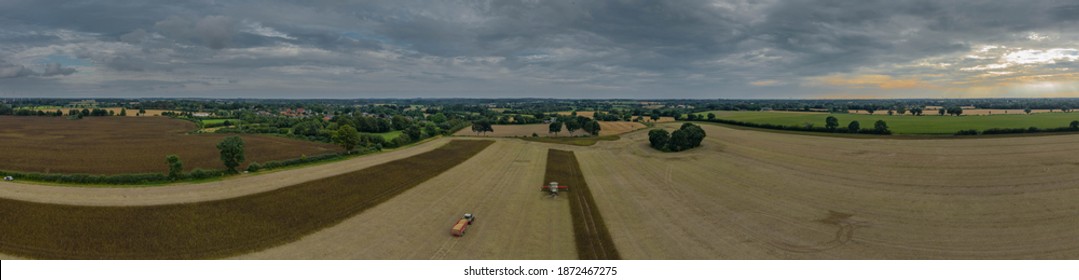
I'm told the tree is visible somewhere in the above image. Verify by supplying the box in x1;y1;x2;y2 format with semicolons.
648;129;670;151
590;120;602;136
471;119;492;136
668;129;691;151
680;123;706;148
897;106;907;115
946;106;963;116
865;105;877;115
217;136;245;173
81;108;90;116
1024;107;1033;115
874;120;890;134
1071;120;1079;130
825;116;839;130
473;120;494;135
887;109;894;116
405;125;422;141
549;121;563;136
650;114;660;122
848;121;861;133
707;112;716;120
938;108;946;116
429;113;447;124
333;124;361;153
119;108;127;116
139;108;146;116
165;155;183;180
565;118;581;135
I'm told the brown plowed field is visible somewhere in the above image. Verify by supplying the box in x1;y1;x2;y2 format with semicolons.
0;140;492;259
576;123;1079;259
239;140;577;259
0;116;339;174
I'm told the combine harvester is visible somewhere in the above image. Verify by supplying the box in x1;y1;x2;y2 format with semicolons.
541;181;570;198
450;213;476;237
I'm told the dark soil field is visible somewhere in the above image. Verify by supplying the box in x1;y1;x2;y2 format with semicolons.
0;140;493;259
0;116;340;174
545;149;620;260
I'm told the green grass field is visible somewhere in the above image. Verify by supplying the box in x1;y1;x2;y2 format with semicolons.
695;111;1079;135
365;130;403;141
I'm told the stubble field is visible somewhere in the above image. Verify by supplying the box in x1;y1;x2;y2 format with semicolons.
3;118;1079;259
0;116;340;174
576;123;1079;259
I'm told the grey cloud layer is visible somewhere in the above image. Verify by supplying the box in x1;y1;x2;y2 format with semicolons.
0;0;1076;98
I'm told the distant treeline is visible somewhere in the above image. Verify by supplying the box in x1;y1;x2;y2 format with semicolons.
955;121;1079;136
700;118;893;135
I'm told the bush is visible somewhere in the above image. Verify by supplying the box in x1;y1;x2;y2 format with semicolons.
0;170;171;185
188;169;225;180
247;162;262;172
955;129;979;136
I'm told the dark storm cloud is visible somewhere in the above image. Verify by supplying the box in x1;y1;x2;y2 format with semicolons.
0;60;75;78
0;0;1076;98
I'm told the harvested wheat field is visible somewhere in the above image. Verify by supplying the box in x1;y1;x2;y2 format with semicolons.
545;149;620;260
240;140;577;259
0;116;339;174
597;121;646;136
576;123;1079;259
0;140;492;259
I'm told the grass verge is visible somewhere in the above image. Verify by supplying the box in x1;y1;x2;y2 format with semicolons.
0;140;493;259
544;149;621;260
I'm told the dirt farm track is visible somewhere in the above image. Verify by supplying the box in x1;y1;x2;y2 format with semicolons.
3;123;1079;259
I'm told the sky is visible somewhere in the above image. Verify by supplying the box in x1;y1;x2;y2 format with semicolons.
1;0;1077;99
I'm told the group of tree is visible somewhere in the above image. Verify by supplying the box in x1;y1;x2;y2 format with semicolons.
0;105;136;118
471;119;494;135
684;112;717;121
956;120;1079;136
546;115;602;136
648;123;707;152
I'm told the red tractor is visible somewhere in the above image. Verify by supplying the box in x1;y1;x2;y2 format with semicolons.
450;213;475;237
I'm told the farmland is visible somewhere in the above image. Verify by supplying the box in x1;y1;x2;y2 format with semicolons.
0;116;340;174
576;123;1079;259
695;110;1079;135
545;149;620;260
0;140;492;259
2;113;1079;259
240;140;577;259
